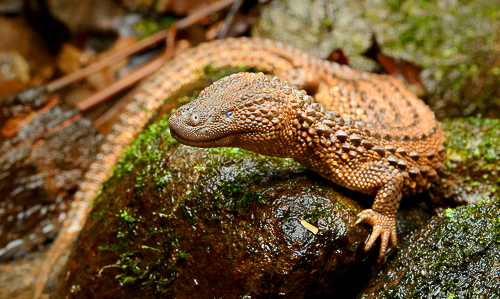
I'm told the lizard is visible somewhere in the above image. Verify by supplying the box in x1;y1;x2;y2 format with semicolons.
167;39;446;260
36;37;444;297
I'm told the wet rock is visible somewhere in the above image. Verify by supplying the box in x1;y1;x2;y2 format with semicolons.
359;117;500;298
358;197;500;298
0;89;101;260
52;114;429;298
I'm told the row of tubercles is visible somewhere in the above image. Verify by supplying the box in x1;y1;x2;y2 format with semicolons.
286;90;440;183
327;80;441;144
287;90;360;159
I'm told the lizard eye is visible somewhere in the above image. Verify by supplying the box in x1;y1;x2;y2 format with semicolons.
190;113;200;124
224;111;234;118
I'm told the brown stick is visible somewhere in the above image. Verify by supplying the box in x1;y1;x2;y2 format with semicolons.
76;55;166;111
46;30;168;92
46;0;235;93
177;0;234;29
217;0;244;38
94;26;182;129
74;0;235;112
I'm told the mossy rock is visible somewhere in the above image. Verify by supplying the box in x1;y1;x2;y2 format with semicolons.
52;113;429;298
359;117;500;298
358;197;500;298
433;118;500;203
253;0;500;119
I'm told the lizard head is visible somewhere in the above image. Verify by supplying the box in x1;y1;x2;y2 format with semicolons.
168;72;298;155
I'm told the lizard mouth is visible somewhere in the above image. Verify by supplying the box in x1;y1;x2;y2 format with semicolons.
170;126;264;148
168;114;223;147
169;127;237;148
168;114;261;148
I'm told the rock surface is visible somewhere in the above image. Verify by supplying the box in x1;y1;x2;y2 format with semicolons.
48;97;499;298
0;88;101;260
358;197;500;298
435;118;500;204
359;117;500;298
51;113;429;298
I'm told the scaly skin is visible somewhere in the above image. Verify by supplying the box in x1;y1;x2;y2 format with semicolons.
36;38;444;297
168;44;445;259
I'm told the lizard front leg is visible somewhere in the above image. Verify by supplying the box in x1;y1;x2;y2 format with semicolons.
354;163;404;260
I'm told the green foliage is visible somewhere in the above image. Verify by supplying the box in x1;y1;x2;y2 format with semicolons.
134;17;175;38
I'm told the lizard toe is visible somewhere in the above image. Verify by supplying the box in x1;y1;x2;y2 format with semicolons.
355;209;397;259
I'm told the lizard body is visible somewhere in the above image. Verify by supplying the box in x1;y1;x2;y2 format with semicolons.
168;38;446;259
37;38;444;293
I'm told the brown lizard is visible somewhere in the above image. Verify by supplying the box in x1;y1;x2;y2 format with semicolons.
168;39;446;260
36;38;444;297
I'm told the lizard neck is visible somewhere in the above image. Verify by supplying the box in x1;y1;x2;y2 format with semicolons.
238;86;364;167
285;94;365;165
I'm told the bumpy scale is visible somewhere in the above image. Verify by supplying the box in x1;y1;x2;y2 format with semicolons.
169;71;445;260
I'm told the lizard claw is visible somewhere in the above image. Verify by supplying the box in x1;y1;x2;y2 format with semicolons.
355;209;397;260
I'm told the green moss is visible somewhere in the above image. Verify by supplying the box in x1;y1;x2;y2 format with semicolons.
96;205;173;287
378;197;500;297
109;116;174;180
439;198;500;261
443;117;500;170
379;1;499;67
304;199;331;224
134;17;175;39
85;112;184;292
440;118;500;198
322;17;333;28
364;0;500;118
198;146;304;213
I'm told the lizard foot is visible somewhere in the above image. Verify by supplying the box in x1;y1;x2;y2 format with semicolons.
355;209;397;260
